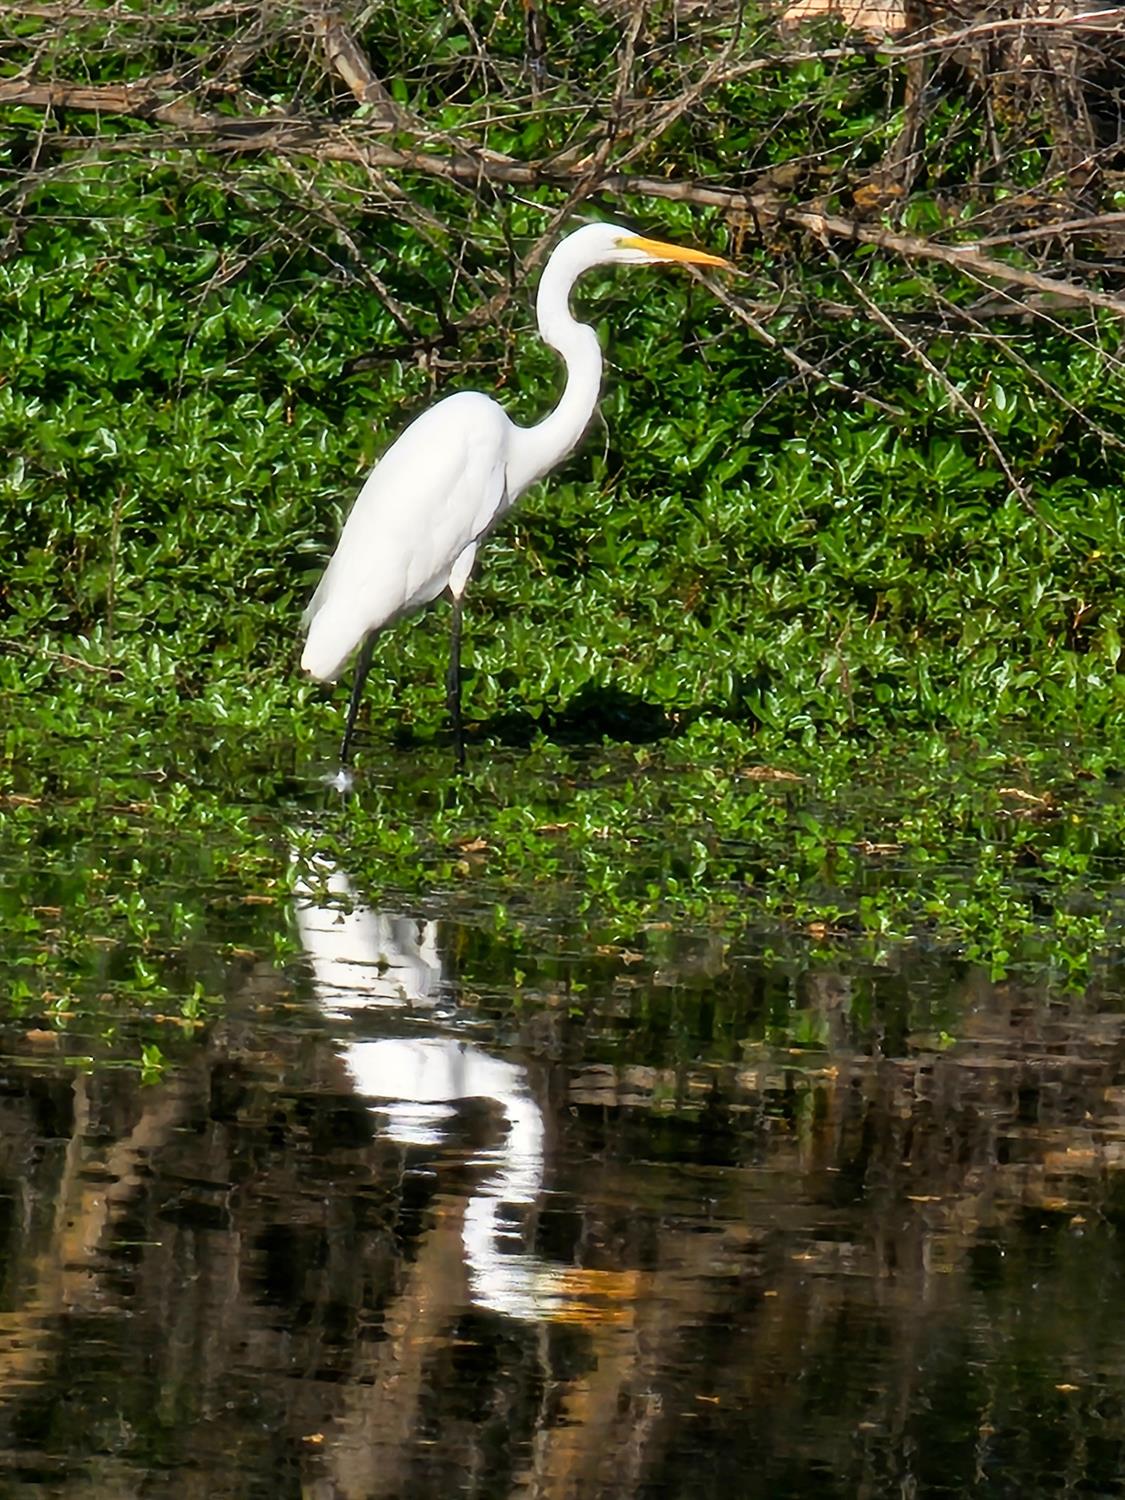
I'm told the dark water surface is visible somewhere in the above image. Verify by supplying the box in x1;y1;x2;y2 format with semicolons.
1;752;1125;1498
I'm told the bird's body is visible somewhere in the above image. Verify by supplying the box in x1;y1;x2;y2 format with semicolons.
301;221;731;764
302;392;511;682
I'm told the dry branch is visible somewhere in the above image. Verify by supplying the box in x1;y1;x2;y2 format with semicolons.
3;70;1122;324
307;7;418;130
706;275;906;418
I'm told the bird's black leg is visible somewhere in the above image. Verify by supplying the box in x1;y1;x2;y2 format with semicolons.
446;590;465;771
340;632;376;766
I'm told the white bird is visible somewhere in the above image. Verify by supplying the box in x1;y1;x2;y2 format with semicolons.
340;1036;552;1319
301;221;733;765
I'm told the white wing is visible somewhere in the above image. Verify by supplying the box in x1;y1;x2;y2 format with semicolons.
302;391;511;681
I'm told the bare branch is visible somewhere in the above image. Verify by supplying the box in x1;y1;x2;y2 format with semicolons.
784;208;1125;320
705;276;906;419
974;213;1125;248
306;6;418;130
5;3;1125;345
829;252;1066;540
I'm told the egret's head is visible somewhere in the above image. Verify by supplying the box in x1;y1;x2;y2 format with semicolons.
562;220;734;272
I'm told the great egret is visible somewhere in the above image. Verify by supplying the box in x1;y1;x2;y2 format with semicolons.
301;220;733;765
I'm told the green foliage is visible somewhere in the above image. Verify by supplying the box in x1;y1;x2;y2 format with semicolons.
2;144;1122;744
2;0;1125;990
3;714;1124;1047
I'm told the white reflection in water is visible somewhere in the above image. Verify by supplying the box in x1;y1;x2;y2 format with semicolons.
342;1037;551;1320
294;858;441;1017
296;856;568;1321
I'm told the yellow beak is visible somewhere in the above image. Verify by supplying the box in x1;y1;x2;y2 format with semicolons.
617;234;734;270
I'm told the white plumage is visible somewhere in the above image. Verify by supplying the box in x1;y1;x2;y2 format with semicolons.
300;221;732;763
301;393;510;682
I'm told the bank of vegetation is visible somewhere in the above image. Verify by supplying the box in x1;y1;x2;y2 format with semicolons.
2;0;1124;982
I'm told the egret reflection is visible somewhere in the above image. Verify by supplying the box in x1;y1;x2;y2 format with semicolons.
340;1037;552;1320
293;857;442;1016
295;855;616;1322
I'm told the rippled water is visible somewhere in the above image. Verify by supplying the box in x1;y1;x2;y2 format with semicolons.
1;756;1124;1498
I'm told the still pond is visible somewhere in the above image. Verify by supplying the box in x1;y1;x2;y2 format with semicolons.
0;737;1123;1498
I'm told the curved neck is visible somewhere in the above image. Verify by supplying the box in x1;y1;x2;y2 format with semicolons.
505;249;603;500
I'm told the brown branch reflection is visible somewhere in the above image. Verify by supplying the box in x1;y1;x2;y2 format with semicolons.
0;871;1120;1494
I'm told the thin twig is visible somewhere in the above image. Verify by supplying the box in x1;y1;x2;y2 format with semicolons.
831;252;1065;541
706;276;905;418
931;287;1125;456
0;639;122;675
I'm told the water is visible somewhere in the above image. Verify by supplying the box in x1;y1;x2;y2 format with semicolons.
1;754;1124;1497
